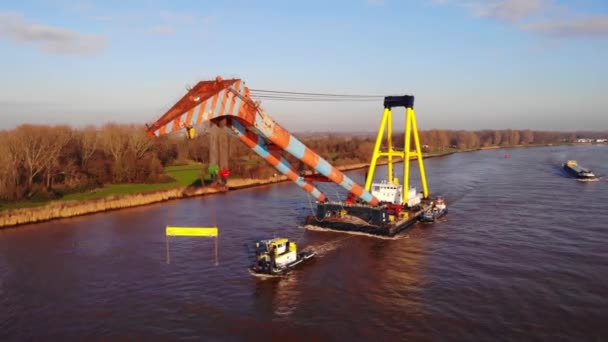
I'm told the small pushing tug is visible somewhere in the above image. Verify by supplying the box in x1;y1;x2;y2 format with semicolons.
251;238;315;275
420;197;448;223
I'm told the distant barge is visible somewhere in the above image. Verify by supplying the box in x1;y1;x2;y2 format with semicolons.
563;160;598;181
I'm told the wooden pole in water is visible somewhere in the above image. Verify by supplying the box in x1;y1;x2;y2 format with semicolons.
166;236;171;264
214;236;219;266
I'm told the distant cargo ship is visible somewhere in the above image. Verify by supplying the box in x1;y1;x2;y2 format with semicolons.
563;160;598;181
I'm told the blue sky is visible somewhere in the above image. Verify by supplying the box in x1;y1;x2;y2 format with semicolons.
1;0;607;132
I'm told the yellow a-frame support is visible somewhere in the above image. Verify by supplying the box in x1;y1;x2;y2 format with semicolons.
364;96;429;204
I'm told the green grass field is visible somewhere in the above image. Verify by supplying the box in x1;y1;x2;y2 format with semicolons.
60;182;182;201
61;163;205;201
0;200;49;211
164;164;206;186
0;163;205;210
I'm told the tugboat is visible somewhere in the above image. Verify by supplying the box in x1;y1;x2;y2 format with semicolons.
420;197;448;223
563;160;598;181
251;238;315;275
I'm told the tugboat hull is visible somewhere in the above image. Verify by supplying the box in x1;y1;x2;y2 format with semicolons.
563;161;597;181
420;208;448;223
250;252;315;275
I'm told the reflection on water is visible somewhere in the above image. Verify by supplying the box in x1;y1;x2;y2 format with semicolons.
1;145;608;340
253;273;302;319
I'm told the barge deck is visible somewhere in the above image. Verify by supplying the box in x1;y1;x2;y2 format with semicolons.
305;200;434;236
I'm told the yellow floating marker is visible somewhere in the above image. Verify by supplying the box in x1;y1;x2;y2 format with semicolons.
166;226;218;237
165;226;219;265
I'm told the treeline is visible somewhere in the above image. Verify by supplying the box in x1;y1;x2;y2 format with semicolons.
0;124;600;202
396;129;582;150
0;124;167;201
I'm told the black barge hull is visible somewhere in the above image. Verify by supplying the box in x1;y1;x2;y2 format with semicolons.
305;216;419;236
563;165;597;180
305;201;431;237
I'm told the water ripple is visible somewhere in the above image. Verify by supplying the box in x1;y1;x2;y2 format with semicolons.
1;145;607;340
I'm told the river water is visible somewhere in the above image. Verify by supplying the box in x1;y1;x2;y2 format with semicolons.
1;145;607;341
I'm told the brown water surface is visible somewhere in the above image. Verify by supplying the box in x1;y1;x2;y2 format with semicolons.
1;145;607;340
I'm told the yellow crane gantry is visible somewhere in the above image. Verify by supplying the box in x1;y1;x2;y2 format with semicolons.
364;95;429;204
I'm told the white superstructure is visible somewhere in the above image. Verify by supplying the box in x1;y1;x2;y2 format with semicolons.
371;181;402;204
371;181;423;207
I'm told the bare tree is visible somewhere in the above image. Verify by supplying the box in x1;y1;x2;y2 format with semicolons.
99;123;131;182
427;130;440;149
42;125;72;188
8;125;49;188
509;129;520;146
521;129;534;145
127;124;153;160
501;130;510;146
456;131;468;149
80;125;99;168
437;130;450;149
0;132;20;199
99;123;151;182
493;130;502;145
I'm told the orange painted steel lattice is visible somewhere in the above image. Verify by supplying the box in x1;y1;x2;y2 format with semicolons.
146;76;378;205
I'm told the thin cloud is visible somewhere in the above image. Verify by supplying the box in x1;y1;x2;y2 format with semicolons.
522;15;608;37
431;0;552;21
475;0;548;22
147;25;176;35
0;11;107;56
434;0;608;39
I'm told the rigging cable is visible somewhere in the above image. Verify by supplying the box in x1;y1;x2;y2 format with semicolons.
249;89;384;98
248;88;386;102
249;96;379;102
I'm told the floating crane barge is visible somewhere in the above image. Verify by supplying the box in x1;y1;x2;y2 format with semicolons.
304;95;440;236
146;77;445;237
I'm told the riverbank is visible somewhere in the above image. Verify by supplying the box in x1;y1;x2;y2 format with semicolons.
0;149;468;229
0;161;377;229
